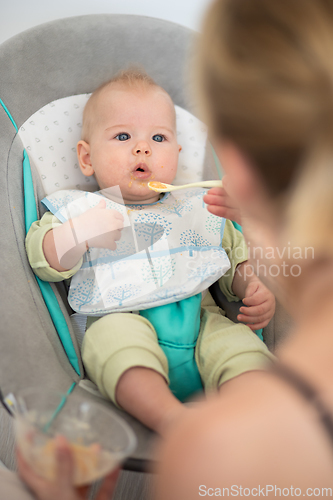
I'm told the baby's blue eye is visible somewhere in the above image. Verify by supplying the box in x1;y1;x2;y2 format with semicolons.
152;134;165;142
115;133;130;141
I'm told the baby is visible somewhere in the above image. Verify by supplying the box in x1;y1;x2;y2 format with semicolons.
26;69;275;434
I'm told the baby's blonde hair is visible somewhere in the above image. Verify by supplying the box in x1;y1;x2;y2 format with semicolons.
197;0;333;256
82;67;171;141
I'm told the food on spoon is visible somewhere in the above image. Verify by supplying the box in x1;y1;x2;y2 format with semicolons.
148;181;168;191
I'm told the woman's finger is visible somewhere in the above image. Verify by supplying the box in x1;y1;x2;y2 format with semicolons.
54;436;75;490
75;485;91;499
204;188;237;203
204;194;238;211
17;448;47;496
96;468;120;500
206;203;242;223
204;186;242;224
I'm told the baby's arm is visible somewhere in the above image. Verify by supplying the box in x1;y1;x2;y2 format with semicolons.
43;199;124;271
232;262;275;330
26;211;82;282
218;220;275;330
43;217;87;272
26;199;124;277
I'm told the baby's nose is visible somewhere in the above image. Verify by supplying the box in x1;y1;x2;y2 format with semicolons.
133;141;151;155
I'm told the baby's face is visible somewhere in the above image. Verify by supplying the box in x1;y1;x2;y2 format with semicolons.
78;85;181;204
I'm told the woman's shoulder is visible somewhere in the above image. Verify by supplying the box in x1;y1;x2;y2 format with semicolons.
156;371;333;499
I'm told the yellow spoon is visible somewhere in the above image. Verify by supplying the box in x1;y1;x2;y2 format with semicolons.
148;180;222;193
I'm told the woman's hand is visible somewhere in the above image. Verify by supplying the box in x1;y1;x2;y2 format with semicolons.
17;435;119;500
203;177;241;224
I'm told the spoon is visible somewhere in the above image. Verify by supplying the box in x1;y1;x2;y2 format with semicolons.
148;180;222;193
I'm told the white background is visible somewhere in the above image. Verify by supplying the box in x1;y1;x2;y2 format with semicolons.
1;0;211;45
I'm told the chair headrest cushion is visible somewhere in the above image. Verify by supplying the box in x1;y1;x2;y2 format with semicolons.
18;94;208;196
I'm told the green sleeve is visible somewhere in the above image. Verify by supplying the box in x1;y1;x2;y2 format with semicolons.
25;211;83;282
219;219;248;302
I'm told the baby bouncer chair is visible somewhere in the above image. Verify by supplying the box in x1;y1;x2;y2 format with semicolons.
0;13;292;489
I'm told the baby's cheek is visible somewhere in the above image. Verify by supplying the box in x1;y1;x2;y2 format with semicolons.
165;164;176;174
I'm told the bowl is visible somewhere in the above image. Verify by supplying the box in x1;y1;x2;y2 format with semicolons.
15;387;136;485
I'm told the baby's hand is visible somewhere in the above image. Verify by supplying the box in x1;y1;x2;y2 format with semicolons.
73;199;124;250
237;279;276;331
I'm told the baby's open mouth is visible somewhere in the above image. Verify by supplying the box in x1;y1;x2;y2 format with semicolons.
132;163;152;180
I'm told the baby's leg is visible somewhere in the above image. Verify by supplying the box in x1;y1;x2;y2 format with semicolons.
195;305;275;393
116;365;185;435
82;313;185;434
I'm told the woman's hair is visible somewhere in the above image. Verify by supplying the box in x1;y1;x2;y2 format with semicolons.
196;0;333;254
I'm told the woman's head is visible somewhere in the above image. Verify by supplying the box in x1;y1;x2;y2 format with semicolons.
197;0;333;256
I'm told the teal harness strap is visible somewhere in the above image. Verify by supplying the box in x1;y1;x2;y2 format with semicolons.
140;293;203;402
0;98;81;377
0;98;18;133
22;151;81;376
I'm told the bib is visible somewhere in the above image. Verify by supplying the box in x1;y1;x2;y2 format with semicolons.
42;188;231;315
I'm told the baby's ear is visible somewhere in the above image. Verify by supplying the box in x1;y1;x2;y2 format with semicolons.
178;144;182;152
77;140;94;176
